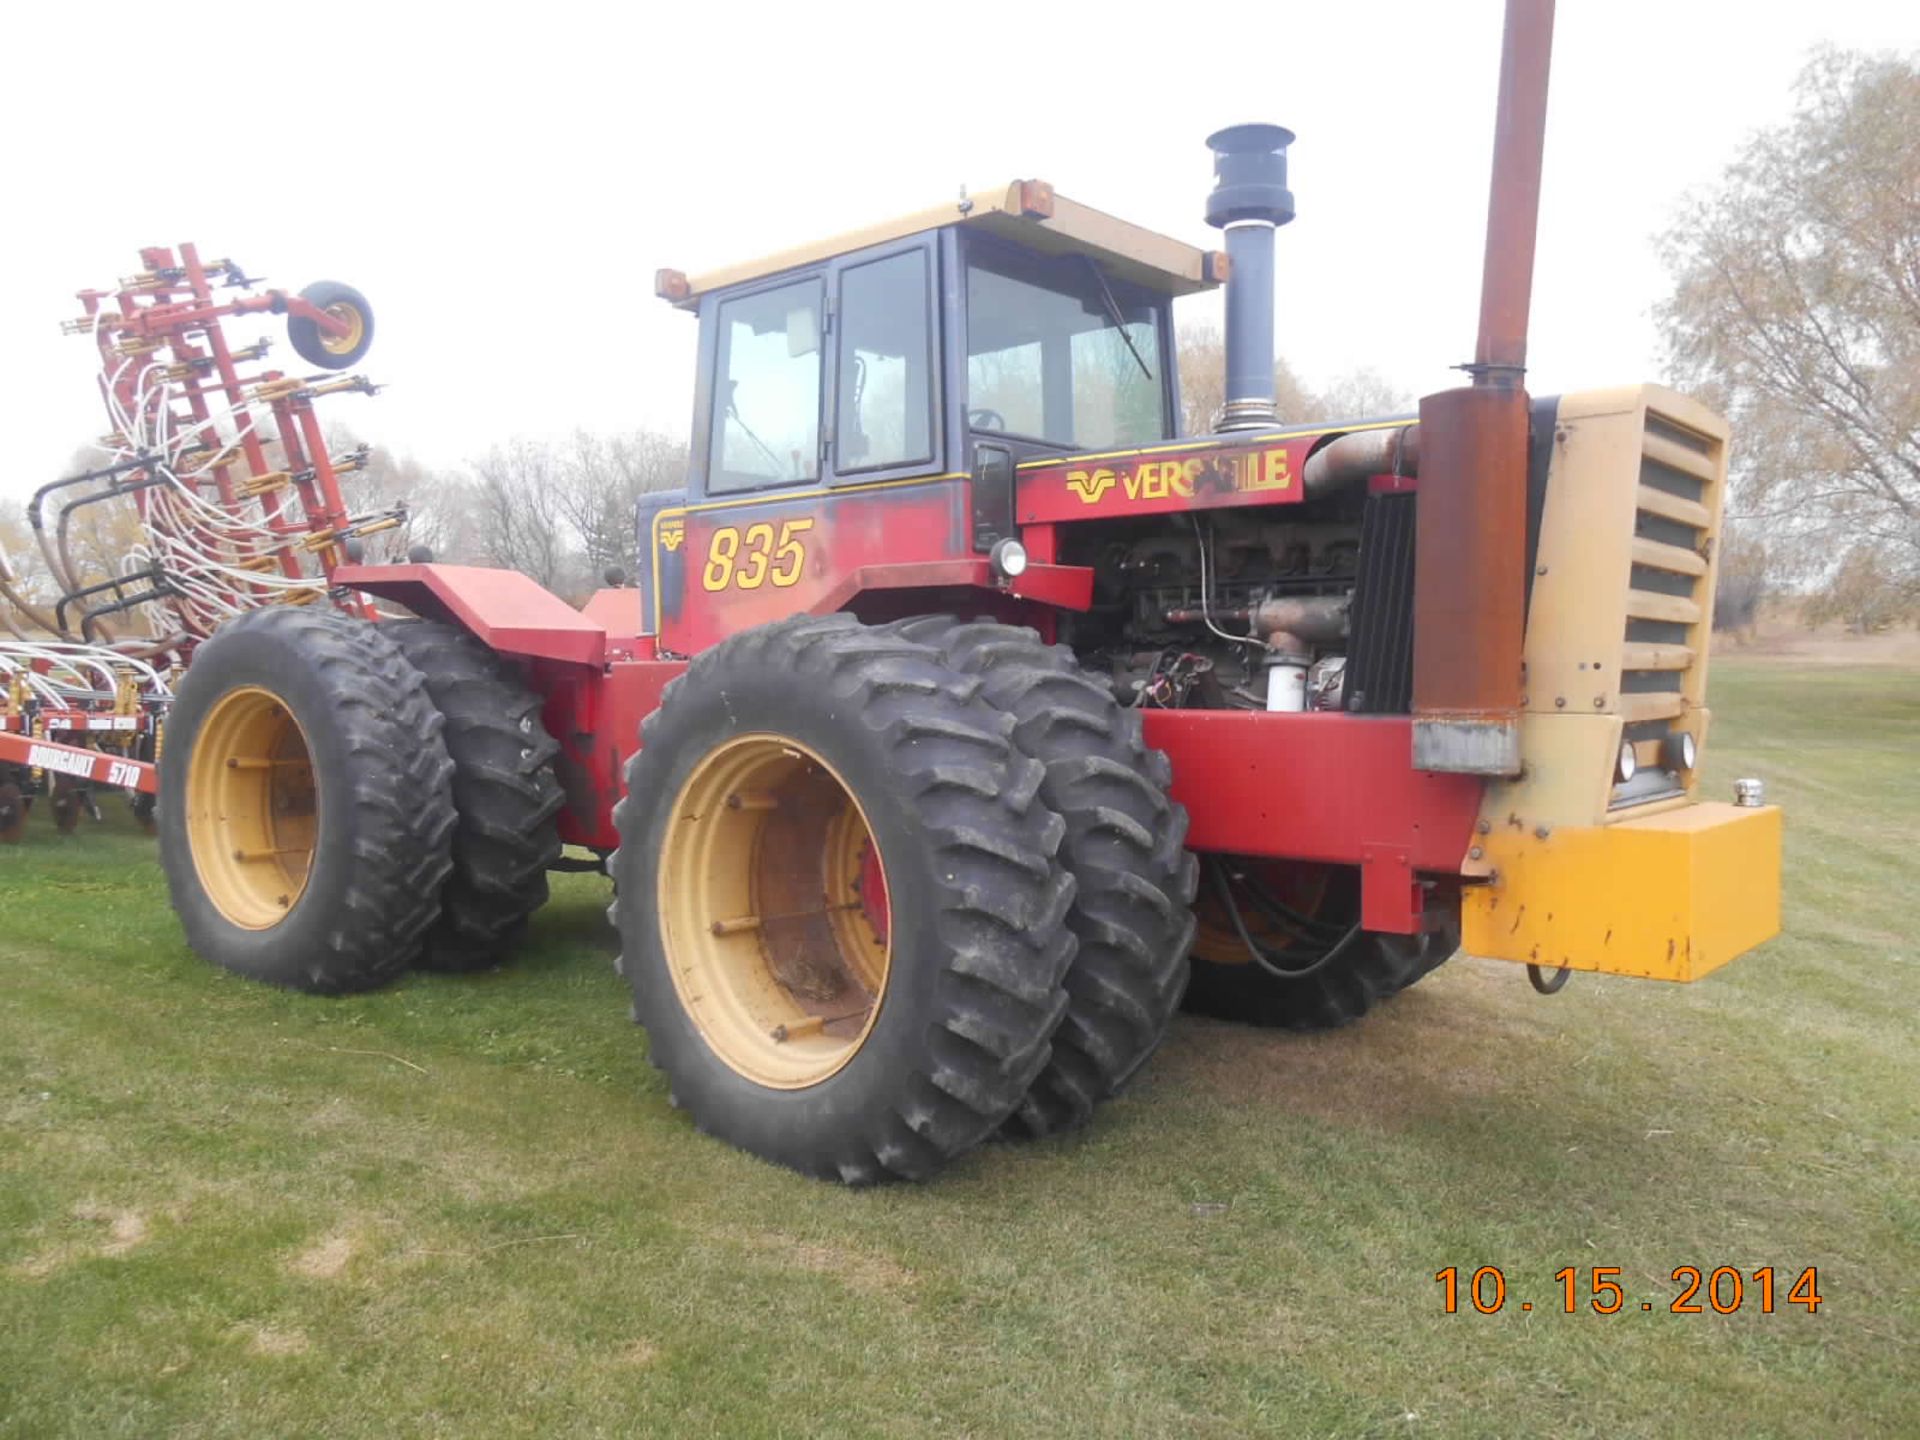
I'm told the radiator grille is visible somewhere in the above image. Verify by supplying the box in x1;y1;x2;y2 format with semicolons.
1614;410;1719;807
1345;491;1416;714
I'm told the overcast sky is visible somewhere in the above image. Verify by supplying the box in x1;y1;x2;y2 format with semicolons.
3;0;1912;501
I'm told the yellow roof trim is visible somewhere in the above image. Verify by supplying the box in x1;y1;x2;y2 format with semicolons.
669;181;1219;308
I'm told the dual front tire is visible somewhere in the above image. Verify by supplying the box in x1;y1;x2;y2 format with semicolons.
609;615;1199;1182
607;614;1456;1184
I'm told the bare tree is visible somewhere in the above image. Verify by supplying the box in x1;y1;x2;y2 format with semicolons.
1657;48;1920;626
1309;368;1415;424
554;428;688;580
1713;526;1771;634
469;439;573;592
0;499;58;635
321;423;472;565
1175;322;1411;434
1805;543;1911;632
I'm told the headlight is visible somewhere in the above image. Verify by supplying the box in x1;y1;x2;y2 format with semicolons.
1616;739;1638;783
1661;730;1698;771
990;537;1028;578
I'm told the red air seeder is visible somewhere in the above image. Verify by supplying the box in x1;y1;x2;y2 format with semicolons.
0;244;386;839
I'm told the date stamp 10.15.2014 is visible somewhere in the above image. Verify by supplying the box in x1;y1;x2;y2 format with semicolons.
1436;1266;1824;1316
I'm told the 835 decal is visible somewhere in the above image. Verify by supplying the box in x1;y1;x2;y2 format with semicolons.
701;518;814;592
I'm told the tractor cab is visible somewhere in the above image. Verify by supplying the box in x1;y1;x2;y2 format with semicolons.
640;185;1219;651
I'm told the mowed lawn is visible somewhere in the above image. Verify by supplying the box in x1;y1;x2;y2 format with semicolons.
2;660;1914;1439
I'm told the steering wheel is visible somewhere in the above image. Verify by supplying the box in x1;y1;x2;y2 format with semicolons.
968;408;1007;431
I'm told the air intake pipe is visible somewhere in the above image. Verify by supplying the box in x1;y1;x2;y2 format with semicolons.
1205;124;1295;432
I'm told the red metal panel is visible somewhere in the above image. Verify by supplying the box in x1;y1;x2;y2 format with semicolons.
536;656;685;850
1009;561;1093;612
655;480;969;653
1018;434;1310;525
812;559;1092;616
1139;710;1482;873
332;563;607;666
577;586;644;641
1023;523;1058;565
1360;842;1420;934
0;731;155;795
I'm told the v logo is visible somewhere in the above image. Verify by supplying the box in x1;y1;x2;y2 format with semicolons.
1067;470;1115;505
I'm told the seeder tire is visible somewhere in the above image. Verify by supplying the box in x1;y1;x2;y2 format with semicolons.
891;617;1197;1138
50;775;84;833
387;621;564;972
609;614;1077;1185
0;781;24;843
159;607;456;994
288;281;374;370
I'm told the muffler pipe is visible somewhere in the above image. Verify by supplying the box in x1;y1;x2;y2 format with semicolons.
1251;595;1350;644
1301;424;1420;499
1410;0;1555;777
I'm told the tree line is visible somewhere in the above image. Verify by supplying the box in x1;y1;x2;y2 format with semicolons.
391;428;688;596
1659;46;1919;633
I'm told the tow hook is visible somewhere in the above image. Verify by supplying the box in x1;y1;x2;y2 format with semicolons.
1527;962;1571;995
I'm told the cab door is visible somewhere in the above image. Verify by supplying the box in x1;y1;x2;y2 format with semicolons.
652;237;967;654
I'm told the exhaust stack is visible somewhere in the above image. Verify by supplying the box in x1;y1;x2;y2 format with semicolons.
1410;0;1555;776
1205;124;1294;432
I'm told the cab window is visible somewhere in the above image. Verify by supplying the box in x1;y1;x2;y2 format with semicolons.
965;246;1166;451
709;278;823;493
836;250;934;473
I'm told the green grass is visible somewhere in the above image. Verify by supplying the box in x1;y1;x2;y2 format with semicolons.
2;659;1915;1439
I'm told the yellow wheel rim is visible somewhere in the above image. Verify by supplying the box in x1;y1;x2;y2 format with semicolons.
657;734;891;1089
318;301;366;356
186;686;318;929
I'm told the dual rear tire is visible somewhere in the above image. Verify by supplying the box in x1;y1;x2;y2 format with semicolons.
159;609;560;993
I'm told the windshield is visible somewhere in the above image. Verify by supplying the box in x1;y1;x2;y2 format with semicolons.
965;245;1167;451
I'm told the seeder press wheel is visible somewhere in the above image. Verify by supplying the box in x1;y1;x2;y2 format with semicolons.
0;782;25;843
50;775;86;833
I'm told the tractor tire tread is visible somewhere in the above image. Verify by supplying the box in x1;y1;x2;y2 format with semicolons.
610;612;1077;1184
1182;909;1460;1030
890;616;1197;1137
159;606;455;994
386;621;564;972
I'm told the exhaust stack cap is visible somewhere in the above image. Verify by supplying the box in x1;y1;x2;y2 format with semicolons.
1204;123;1296;230
1204;124;1295;431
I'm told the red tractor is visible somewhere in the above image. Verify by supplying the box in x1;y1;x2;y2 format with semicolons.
152;2;1780;1182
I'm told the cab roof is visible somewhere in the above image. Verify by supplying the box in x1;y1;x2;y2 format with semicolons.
656;180;1224;310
